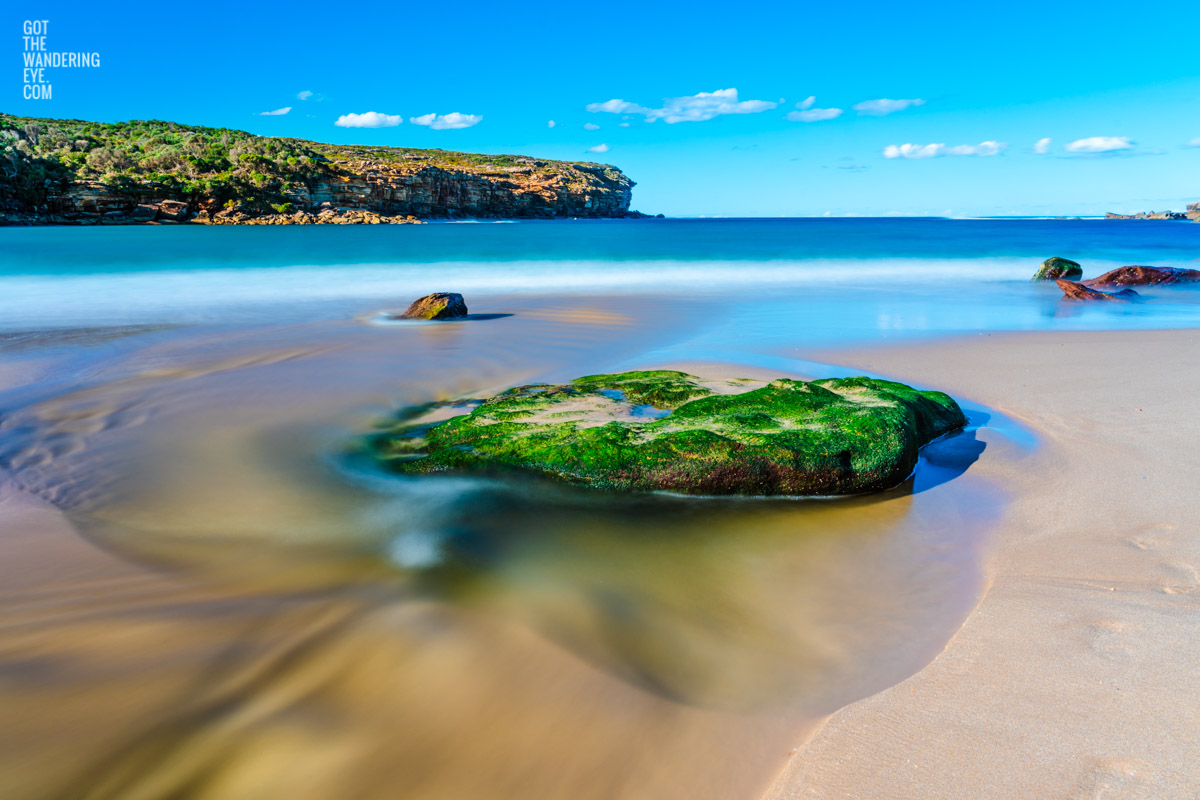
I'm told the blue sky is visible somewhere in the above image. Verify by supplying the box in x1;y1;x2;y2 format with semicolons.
11;0;1200;216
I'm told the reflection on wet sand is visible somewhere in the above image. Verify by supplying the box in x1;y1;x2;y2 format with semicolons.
0;299;1004;800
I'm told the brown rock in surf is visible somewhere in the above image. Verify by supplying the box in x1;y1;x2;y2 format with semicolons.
1081;265;1200;289
1056;280;1138;302
398;293;469;320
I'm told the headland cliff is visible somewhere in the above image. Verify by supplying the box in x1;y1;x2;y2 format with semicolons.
0;114;642;225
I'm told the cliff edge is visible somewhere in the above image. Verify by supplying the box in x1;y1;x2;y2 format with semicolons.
0;114;641;225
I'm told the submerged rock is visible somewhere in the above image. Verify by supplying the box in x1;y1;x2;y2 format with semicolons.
369;370;968;496
1082;265;1200;289
1056;280;1139;302
1033;257;1083;281
398;292;469;320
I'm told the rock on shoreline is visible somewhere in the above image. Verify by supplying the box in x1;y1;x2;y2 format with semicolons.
1104;202;1200;221
1056;280;1138;302
1033;257;1083;281
1082;265;1200;288
1105;211;1188;220
1037;259;1200;297
397;293;469;320
368;370;968;496
194;206;423;226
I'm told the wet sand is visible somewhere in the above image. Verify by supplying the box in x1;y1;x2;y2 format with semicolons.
768;329;1200;799
0;298;1004;800
8;310;1194;799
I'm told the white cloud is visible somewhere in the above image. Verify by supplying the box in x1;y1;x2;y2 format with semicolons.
796;96;816;110
883;141;1007;159
583;122;600;130
1186;137;1200;148
259;107;291;116
1065;136;1134;153
785;107;843;122
410;112;483;130
587;99;645;114
297;90;313;101
587;143;610;153
1033;137;1052;155
335;111;402;128
586;88;777;124
619;122;630;127
547;120;556;128
853;98;925;116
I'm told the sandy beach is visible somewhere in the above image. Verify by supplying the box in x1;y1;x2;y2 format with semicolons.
1;274;1198;798
0;297;998;800
769;328;1200;799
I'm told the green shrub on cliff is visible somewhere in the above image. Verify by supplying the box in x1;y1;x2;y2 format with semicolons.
0;114;328;212
0;113;631;219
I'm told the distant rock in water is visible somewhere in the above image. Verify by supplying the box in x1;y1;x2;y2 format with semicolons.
398;293;469;320
1105;211;1187;220
368;370;968;496
1056;280;1138;302
1033;257;1083;281
1082;265;1200;289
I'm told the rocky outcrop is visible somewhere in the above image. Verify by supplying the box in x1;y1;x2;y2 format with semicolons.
1188;202;1200;222
4;161;637;225
1033;257;1083;281
195;207;421;226
9;159;637;225
0;113;640;225
397;293;469;320
1056;280;1138;302
1082;265;1200;289
283;159;635;220
8;182;198;224
1105;211;1187;220
369;370;968;496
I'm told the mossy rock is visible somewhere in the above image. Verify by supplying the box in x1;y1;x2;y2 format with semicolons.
368;370;967;496
398;292;468;320
1033;256;1082;281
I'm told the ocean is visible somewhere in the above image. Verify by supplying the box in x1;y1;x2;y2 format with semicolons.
2;218;1200;335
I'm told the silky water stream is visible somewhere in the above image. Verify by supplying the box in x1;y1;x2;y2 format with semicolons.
0;295;1015;800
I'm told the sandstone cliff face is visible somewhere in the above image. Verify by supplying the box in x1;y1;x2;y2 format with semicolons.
1189;202;1200;222
289;158;634;219
33;158;635;223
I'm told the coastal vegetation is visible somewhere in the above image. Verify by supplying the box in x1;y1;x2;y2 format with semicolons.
368;370;968;496
0;113;636;222
0;115;325;210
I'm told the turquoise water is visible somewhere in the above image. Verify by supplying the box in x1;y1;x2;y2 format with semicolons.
2;219;1199;338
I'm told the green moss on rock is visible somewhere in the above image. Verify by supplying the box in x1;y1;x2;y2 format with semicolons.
1033;256;1083;281
369;371;967;496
